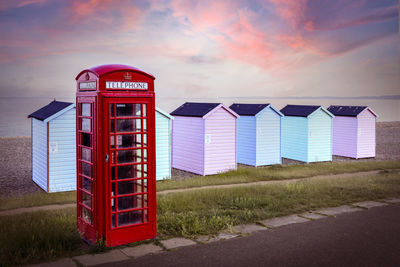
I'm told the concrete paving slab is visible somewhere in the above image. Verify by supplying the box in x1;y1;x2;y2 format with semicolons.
194;235;212;243
161;238;197;250
382;198;400;204
300;212;327;220
73;249;129;266
315;205;363;216
27;258;76;267
353;201;389;209
261;215;309;228
232;224;268;234
121;243;163;258
209;233;239;242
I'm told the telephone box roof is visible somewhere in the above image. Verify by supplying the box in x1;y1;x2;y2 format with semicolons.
28;101;74;121
327;105;376;117
75;64;155;80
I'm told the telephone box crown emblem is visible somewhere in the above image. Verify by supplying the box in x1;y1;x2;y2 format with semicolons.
124;72;132;80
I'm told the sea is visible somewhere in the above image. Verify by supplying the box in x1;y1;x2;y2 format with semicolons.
0;96;399;137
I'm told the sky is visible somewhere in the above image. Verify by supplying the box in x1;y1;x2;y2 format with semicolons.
0;0;398;108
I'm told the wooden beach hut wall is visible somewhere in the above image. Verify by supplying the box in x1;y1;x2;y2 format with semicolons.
280;105;334;163
229;103;284;166
155;107;174;180
327;105;377;159
171;102;239;176
28;101;76;192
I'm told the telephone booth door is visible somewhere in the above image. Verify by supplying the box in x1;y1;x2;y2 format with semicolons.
104;97;156;246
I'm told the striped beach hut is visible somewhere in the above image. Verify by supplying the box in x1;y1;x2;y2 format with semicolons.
155;107;174;180
327;105;377;159
229;103;283;166
28;101;76;192
281;105;334;163
171;102;239;176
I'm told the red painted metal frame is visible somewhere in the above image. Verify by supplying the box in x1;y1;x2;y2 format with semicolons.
76;65;156;247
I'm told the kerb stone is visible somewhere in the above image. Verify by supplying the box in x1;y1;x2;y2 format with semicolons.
161;238;197;250
73;249;129;266
121;243;163;258
261;215;309;228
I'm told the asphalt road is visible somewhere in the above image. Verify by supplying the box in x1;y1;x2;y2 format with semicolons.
100;204;400;267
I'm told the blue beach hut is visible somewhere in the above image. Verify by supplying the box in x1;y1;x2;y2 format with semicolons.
280;105;334;163
229;103;284;166
28;101;76;192
156;107;174;180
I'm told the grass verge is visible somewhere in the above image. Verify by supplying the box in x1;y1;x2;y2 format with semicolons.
1;170;399;266
0;191;75;211
157;160;400;191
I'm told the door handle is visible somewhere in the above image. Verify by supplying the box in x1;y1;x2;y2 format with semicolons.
105;154;109;162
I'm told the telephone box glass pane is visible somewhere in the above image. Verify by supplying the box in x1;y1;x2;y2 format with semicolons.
116;119;141;132
116;134;138;148
144;194;148;207
143;149;147;162
143;104;146;117
81;133;91;147
81;147;91;162
143;134;147;146
117;180;142;195
117;195;142;211
143;179;148;192
81;103;91;116
143;164;148;178
116;104;141;117
118;210;142;226
117;150;142;164
82;162;91;177
112;214;116;228
82;191;92;208
110;120;115;133
144;209;148;222
82;207;92;223
117;165;142;179
82;118;91;132
111;166;115;180
110;104;114;117
143;119;147;132
82;177;92;192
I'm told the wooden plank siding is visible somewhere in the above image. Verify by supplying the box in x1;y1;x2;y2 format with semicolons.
48;108;76;192
357;109;376;158
236;116;256;166
204;107;237;175
255;107;282;166
32;118;48;191
172;116;205;175
308;109;332;162
156;110;172;180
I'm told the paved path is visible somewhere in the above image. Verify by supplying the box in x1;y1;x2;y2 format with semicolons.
0;169;388;216
98;202;400;267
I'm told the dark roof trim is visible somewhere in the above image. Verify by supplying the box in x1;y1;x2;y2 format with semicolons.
327;105;377;117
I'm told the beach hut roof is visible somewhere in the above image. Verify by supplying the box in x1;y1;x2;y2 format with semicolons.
327;105;377;117
281;105;334;118
229;103;283;117
156;107;174;120
28;101;74;122
170;102;220;117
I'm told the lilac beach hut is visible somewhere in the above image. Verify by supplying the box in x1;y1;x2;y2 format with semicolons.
327;105;378;159
171;102;239;175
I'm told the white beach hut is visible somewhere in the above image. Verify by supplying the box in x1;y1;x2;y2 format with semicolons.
28;101;76;192
155;107;174;180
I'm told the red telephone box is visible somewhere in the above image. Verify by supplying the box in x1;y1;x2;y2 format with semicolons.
75;64;156;247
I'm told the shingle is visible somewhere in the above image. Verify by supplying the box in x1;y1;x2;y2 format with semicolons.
327;105;367;117
280;105;320;117
170;102;220;117
28;101;74;121
229;103;269;116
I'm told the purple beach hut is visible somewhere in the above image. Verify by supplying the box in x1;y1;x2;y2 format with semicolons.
327;105;378;159
171;102;239;176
